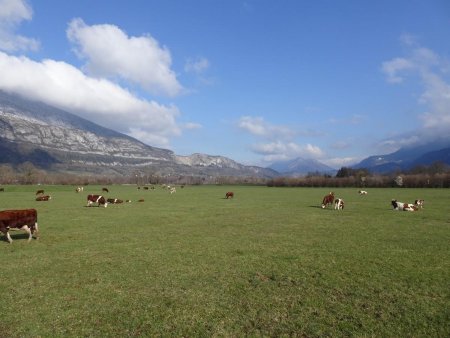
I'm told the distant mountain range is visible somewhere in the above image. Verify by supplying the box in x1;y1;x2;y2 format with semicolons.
268;157;336;176
1;90;449;177
0;90;277;178
352;139;450;173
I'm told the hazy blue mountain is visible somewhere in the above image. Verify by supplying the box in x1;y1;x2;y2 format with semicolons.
269;157;336;176
353;139;450;173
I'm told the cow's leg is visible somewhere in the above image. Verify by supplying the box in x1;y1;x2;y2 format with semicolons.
33;222;39;240
5;231;13;243
20;225;33;242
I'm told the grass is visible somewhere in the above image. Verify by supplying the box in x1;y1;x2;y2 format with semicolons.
0;185;449;337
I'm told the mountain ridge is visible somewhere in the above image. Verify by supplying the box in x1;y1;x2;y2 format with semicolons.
0;90;277;178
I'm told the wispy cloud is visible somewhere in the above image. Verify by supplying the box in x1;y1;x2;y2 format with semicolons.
238;116;324;163
184;57;209;74
380;35;450;150
67;18;183;97
0;0;39;52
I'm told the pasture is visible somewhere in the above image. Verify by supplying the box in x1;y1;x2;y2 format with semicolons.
0;185;449;337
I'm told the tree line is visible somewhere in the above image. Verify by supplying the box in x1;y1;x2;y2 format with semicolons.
0;161;449;188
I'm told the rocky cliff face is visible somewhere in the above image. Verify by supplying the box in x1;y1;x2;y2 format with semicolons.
0;91;277;178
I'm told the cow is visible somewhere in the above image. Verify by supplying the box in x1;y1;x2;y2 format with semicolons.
36;189;44;195
169;187;176;194
225;192;234;199
36;195;51;201
144;187;149;190
391;199;418;211
358;190;368;195
126;200;132;203
0;188;4;192
138;199;145;202
102;187;109;193
87;194;108;207
76;186;84;193
321;192;335;209
0;209;39;243
107;198;123;204
414;199;424;209
334;198;344;210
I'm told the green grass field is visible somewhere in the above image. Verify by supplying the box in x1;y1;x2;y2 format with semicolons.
0;185;449;337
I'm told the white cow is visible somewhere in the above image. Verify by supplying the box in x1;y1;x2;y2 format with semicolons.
334;198;344;210
358;190;368;195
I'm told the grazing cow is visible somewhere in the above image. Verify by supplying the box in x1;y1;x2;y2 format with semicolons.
0;188;4;192
138;199;145;202
102;187;109;193
107;198;123;204
334;198;345;210
169;187;176;194
36;189;44;195
391;199;418;211
321;192;335;209
225;192;234;199
87;194;108;207
76;186;84;193
36;195;51;201
0;209;39;243
358;190;368;195
414;199;424;209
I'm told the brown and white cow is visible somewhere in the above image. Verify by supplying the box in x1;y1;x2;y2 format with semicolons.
107;198;123;204
36;195;51;201
225;192;234;199
322;192;335;208
87;194;108;207
334;198;344;210
391;199;418;211
0;209;39;243
414;199;424;209
75;186;84;193
358;190;368;195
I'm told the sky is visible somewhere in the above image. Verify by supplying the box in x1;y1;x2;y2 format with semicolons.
0;0;449;168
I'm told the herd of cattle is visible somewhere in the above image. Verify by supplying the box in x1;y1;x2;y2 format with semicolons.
321;191;424;212
0;186;425;243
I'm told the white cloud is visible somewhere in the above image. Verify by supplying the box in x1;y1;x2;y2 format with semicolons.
381;39;450;146
381;57;414;83
0;51;181;147
0;0;39;52
67;18;183;97
238;116;294;139
251;140;324;162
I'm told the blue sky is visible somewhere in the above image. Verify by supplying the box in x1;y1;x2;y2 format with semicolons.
1;0;449;168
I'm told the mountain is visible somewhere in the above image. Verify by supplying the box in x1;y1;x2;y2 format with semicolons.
269;157;336;176
0;90;277;178
353;139;450;173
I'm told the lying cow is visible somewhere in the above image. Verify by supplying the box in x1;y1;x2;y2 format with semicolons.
107;198;123;204
0;209;39;243
36;195;51;201
322;192;335;208
334;198;344;210
391;199;418;211
87;194;108;207
358;190;368;195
